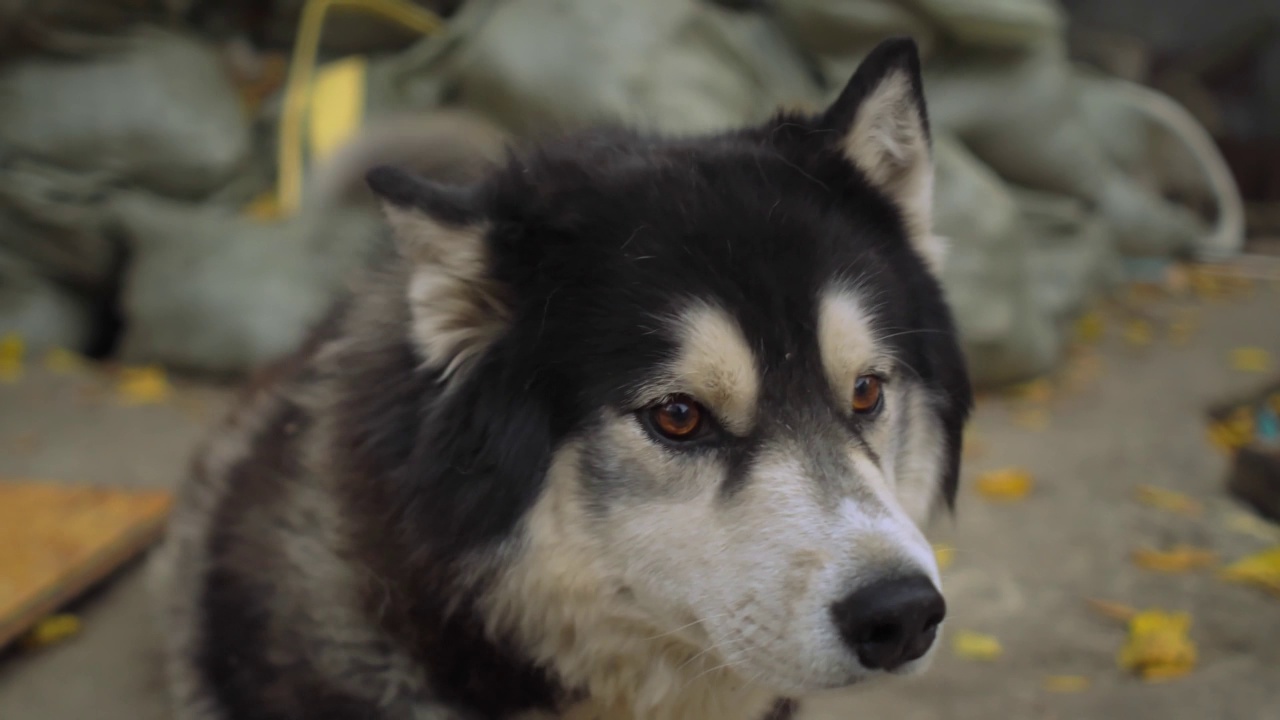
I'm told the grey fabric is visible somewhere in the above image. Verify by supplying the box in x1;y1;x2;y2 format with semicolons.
110;193;385;374
933;138;1063;386
372;0;822;137
0;250;93;352
0;27;250;198
0;0;1242;385
0;158;118;354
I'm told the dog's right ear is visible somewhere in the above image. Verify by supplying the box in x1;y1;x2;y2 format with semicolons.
821;37;945;274
366;166;511;379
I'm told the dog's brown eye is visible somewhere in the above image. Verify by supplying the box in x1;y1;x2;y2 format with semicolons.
649;395;705;440
852;375;883;415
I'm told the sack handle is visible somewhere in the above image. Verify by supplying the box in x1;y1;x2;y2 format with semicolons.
275;0;444;216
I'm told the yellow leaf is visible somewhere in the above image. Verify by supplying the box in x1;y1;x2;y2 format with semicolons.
1167;311;1198;347
1219;546;1280;597
1188;266;1224;300
116;365;173;405
1011;378;1054;403
1132;545;1216;573
933;543;955;570
20;614;81;650
1061;350;1103;391
1073;312;1105;344
1086;597;1137;622
243;190;284;221
1230;347;1273;373
1207;406;1256;453
1013;407;1050;431
1134;485;1202;517
0;332;25;383
952;630;1002;661
1043;675;1090;693
1117;609;1196;681
975;468;1034;501
42;347;88;374
1124;319;1153;347
1224;512;1280;543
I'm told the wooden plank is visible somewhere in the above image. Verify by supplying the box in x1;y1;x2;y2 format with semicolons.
0;481;171;649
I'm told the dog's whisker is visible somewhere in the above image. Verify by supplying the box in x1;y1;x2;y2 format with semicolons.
643;612;731;642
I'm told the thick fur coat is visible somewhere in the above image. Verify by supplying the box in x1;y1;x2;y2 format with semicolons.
155;37;972;720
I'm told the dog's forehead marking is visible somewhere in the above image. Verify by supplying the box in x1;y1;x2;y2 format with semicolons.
660;302;760;434
818;286;886;405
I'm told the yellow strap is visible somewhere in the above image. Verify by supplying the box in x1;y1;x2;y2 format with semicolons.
275;0;444;217
308;55;369;164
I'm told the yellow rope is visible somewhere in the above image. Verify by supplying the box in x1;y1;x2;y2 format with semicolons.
275;0;444;216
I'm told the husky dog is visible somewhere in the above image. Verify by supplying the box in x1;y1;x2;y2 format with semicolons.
156;37;972;720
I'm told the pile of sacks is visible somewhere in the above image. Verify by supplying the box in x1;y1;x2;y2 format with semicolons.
0;0;1242;385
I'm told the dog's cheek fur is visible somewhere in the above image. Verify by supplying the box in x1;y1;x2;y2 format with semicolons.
492;422;858;698
480;440;781;720
885;384;950;526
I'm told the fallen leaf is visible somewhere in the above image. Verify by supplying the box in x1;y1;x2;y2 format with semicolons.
1219;546;1280;598
1188;266;1225;301
1224;512;1280;543
1074;312;1105;344
933;544;955;571
1061;350;1103;391
20;614;81;650
1117;609;1196;681
115;365;173;405
1086;597;1137;622
1124;319;1154;347
1134;485;1202;517
952;630;1002;661
1012;378;1054;403
0;332;24;383
1125;283;1165;304
1043;675;1090;693
1132;545;1216;573
42;347;88;374
1230;347;1273;373
243;190;284;221
975;468;1034;501
1167;312;1198;347
1206;406;1256;453
1013;407;1050;431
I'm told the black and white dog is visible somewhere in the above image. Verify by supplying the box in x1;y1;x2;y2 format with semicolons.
156;37;972;720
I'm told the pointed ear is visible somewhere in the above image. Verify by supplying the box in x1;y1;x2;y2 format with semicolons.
366;166;511;379
823;37;944;274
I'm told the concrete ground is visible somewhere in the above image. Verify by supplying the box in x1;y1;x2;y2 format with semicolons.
1;283;1278;720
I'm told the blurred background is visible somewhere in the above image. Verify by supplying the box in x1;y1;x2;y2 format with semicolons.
0;0;1277;718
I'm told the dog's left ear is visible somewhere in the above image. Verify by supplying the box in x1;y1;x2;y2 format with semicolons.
823;37;945;273
366;166;511;379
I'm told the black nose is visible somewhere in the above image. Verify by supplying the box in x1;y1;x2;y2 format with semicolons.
831;575;946;671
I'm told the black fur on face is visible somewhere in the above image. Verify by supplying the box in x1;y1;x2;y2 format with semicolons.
344;36;971;570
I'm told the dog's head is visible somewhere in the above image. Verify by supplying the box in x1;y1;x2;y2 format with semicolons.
366;37;971;697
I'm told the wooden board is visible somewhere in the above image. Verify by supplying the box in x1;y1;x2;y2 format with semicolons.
0;481;172;649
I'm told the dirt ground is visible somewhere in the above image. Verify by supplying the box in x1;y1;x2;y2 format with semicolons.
1;283;1278;720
